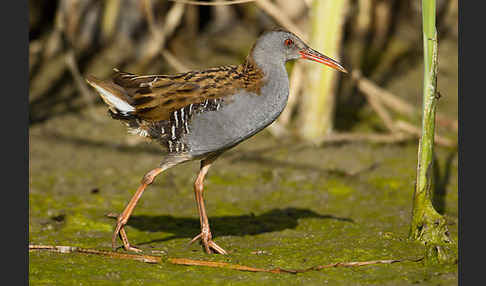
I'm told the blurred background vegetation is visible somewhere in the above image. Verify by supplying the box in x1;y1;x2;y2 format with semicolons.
29;0;458;145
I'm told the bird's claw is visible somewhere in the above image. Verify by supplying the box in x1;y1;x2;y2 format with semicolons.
190;232;227;255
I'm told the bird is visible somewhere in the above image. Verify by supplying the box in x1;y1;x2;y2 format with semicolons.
86;28;347;255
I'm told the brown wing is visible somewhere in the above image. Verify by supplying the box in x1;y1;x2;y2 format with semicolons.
111;62;264;122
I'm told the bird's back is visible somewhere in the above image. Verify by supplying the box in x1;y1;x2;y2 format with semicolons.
86;56;290;158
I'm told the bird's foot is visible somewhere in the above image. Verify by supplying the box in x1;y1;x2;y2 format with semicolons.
112;216;142;253
121;244;143;253
190;231;227;255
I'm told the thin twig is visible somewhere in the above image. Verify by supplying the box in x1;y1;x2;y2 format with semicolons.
29;244;161;263
301;258;420;272
351;70;456;148
352;70;457;132
352;70;413;115
395;120;455;148
352;70;397;132
168;258;291;273
169;257;422;274
365;91;397;132
30;244;421;274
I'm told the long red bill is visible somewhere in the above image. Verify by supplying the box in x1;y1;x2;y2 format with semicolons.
299;49;348;73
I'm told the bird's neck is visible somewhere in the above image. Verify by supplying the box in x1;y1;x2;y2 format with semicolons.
242;50;290;123
248;47;287;83
245;49;289;99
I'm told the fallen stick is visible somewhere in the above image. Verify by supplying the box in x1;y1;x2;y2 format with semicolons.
168;258;292;274
163;257;416;274
30;244;422;274
29;244;161;264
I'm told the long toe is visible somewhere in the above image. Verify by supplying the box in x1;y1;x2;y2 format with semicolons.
190;233;228;255
189;233;202;245
208;240;228;255
124;245;143;253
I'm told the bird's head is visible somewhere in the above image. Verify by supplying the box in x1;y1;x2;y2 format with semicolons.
251;28;347;73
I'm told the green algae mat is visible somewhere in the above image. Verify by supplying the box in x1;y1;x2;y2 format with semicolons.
29;104;457;285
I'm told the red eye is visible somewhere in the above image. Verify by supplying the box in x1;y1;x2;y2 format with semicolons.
284;39;294;47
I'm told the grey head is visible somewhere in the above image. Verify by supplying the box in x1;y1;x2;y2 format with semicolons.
250;28;347;73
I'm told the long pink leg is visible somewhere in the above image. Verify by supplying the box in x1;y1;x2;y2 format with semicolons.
189;158;227;254
112;167;164;252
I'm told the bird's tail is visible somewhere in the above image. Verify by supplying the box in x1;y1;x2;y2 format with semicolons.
85;75;136;116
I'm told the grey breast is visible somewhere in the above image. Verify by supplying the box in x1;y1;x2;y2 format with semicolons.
184;78;289;157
